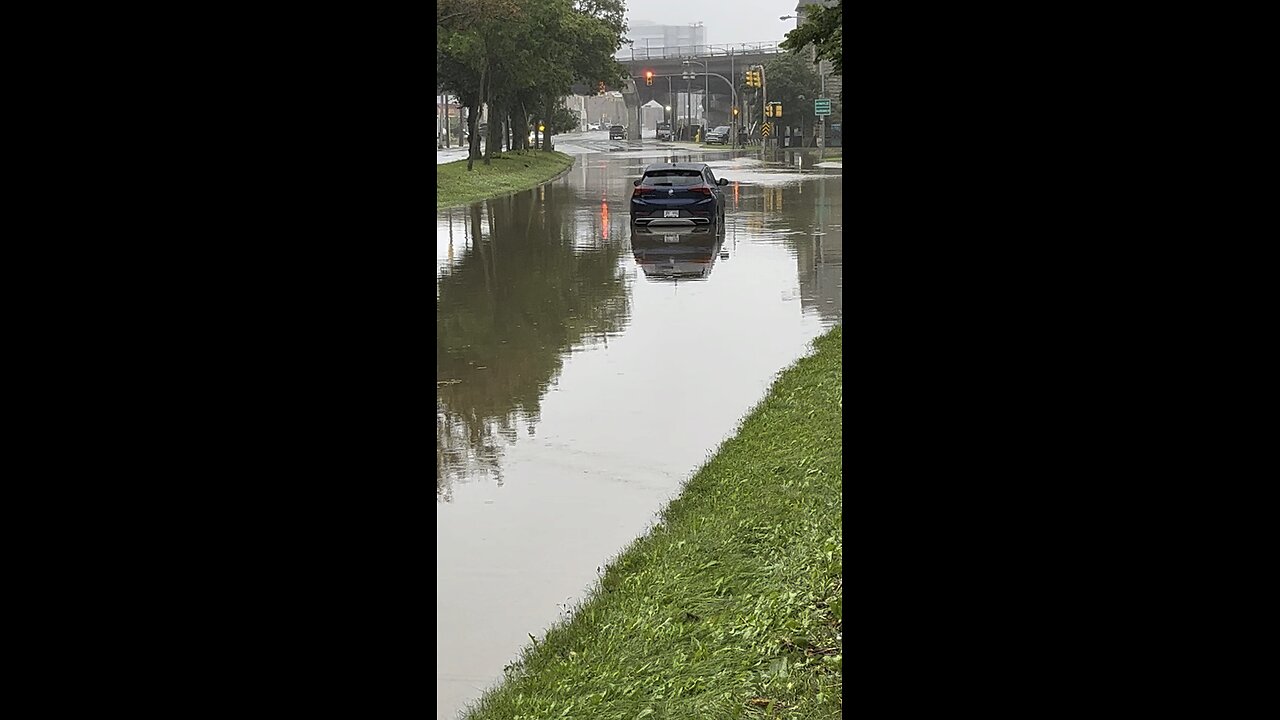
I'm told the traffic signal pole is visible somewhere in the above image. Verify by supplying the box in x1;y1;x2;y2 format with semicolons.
760;65;768;151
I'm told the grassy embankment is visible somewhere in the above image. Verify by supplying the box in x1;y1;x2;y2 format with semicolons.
464;327;843;720
437;150;574;210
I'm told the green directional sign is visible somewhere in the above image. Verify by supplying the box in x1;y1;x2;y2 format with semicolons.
815;98;832;116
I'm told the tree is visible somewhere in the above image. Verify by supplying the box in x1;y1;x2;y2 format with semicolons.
436;0;626;163
763;51;821;143
780;0;843;76
552;107;580;134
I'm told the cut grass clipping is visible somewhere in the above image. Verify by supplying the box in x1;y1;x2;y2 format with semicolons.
437;151;574;210
463;326;843;720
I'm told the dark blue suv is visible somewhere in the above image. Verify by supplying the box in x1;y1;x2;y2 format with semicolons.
630;163;729;227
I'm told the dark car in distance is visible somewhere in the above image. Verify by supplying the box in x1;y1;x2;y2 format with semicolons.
609;124;626;139
705;125;731;145
630;162;729;227
656;122;673;141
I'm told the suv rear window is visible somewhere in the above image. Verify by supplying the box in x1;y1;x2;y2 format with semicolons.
610;125;623;130
643;170;703;186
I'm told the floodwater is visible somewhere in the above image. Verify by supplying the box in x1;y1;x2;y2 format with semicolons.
436;143;841;720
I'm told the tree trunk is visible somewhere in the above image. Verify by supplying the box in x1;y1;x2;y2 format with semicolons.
485;102;502;162
518;102;529;152
483;64;496;165
467;65;487;170
466;104;480;171
542;100;554;151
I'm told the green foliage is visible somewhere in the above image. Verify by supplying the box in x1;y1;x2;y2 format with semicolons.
437;0;628;159
552;107;580;134
780;0;843;76
764;52;823;130
460;328;844;719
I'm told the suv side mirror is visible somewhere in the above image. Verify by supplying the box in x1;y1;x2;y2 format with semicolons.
717;178;729;186
633;179;642;186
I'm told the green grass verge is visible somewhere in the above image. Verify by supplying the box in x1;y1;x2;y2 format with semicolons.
463;326;843;720
437;150;575;210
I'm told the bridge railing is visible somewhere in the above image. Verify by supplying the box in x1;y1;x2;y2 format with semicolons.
615;41;784;62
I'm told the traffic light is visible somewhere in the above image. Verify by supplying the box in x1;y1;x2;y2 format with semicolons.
764;104;772;118
645;70;653;86
732;106;739;116
773;102;782;118
745;70;759;88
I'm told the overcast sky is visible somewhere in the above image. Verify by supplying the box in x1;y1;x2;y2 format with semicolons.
627;0;800;46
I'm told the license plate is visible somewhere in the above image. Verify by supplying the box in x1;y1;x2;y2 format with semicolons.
664;235;680;243
664;210;680;218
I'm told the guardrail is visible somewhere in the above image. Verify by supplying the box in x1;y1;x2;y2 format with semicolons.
615;41;784;62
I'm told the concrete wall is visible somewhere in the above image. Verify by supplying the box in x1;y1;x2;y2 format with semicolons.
582;93;629;127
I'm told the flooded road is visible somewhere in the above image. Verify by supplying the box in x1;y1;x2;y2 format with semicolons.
436;141;841;719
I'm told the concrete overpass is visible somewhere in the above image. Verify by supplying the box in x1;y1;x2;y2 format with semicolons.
616;42;785;132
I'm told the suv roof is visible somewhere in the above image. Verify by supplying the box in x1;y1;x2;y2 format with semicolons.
642;162;709;172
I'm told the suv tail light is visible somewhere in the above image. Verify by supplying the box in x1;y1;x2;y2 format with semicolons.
691;185;713;196
632;187;652;196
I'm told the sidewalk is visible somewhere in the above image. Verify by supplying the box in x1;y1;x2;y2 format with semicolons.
436;145;469;165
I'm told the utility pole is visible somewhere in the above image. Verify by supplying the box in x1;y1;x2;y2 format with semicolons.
683;61;693;141
668;76;674;128
730;49;736;148
818;68;826;162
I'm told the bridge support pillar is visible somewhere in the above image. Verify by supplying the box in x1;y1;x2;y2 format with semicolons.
620;79;641;141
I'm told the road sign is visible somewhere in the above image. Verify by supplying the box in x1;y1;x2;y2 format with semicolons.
760;122;772;137
815;98;831;116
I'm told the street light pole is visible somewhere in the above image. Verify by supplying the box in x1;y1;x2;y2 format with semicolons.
686;72;692;140
655;71;736;140
668;76;673;126
682;60;692;141
730;48;736;148
818;68;826;162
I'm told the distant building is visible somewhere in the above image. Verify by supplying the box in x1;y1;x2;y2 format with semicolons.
621;20;707;57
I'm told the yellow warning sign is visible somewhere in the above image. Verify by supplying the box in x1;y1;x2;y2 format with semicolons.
761;122;772;137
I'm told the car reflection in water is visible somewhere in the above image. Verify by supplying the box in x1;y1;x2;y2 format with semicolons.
630;225;726;281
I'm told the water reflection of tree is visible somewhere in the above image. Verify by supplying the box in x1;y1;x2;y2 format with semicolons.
772;176;843;325
436;183;632;499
